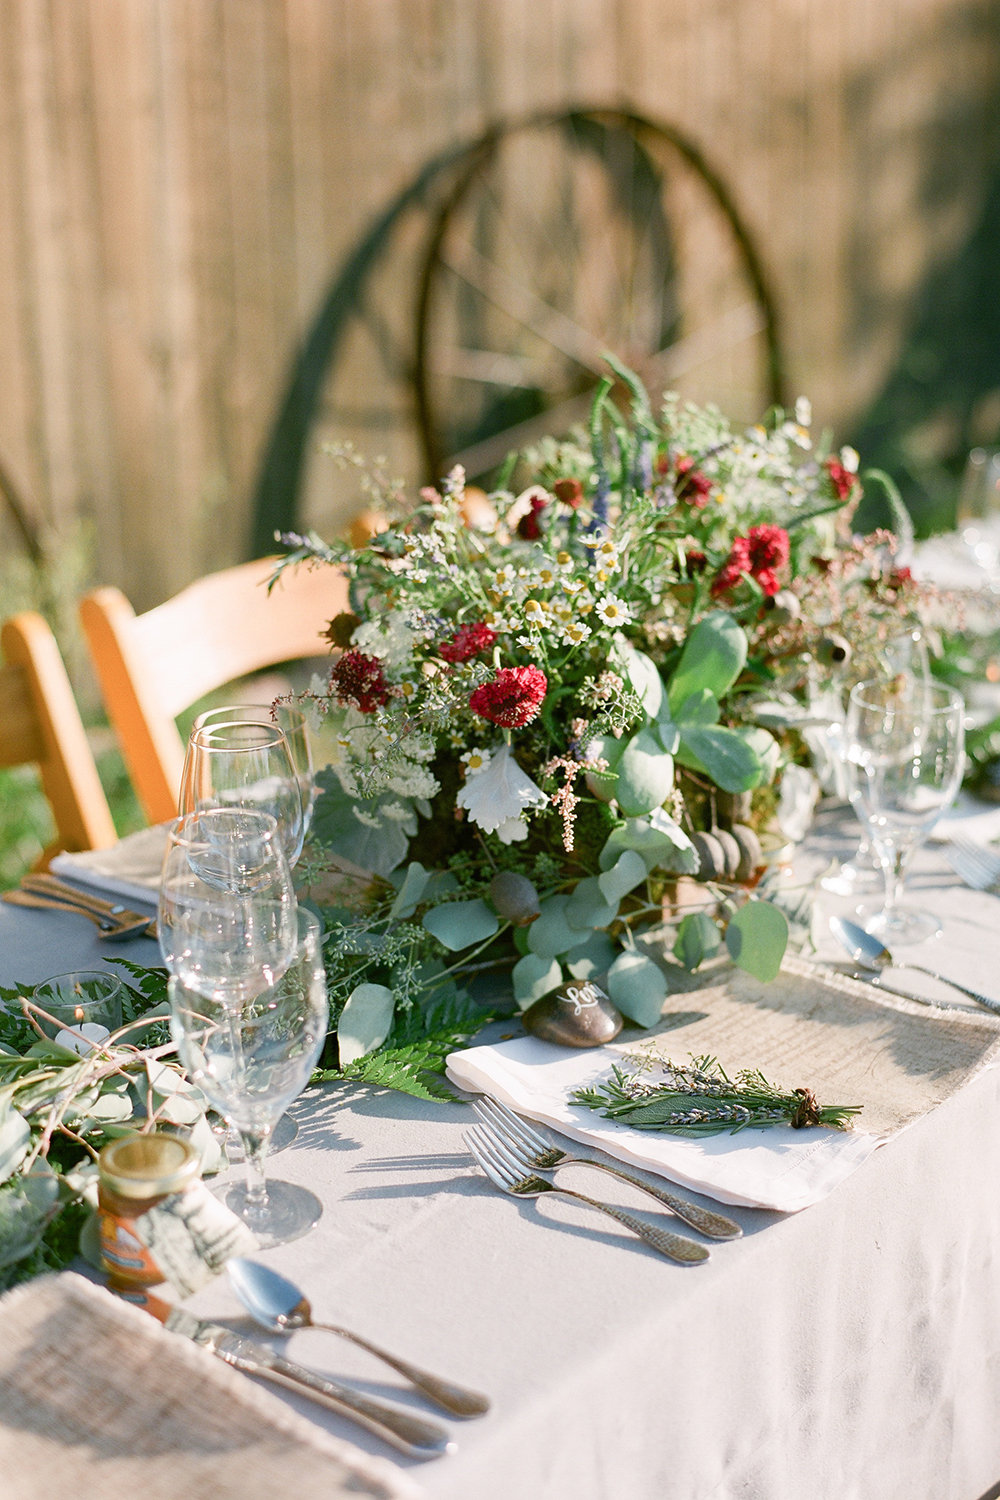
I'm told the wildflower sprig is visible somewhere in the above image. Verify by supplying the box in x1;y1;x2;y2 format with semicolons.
571;1055;862;1136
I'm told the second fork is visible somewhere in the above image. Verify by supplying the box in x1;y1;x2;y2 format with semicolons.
465;1124;709;1265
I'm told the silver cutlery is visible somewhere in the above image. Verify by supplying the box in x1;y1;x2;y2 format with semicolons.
20;872;158;937
164;1305;455;1458
944;834;1000;893
829;914;1000;1016
2;887;153;941
227;1257;490;1418
473;1095;741;1241
464;1124;710;1265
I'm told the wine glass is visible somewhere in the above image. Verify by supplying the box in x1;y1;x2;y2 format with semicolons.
179;719;306;869
955;447;1000;582
821;625;932;896
168;906;328;1247
158;809;297;1003
192;703;317;842
844;677;966;944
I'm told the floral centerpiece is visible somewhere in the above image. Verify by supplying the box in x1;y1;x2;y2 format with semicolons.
277;361;934;1058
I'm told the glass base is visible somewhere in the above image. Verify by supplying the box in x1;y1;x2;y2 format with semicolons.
855;902;941;947
220;1177;322;1249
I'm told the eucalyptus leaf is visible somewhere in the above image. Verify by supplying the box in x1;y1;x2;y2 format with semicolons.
599;815;696;875
389;862;432;919
725;901;789;981
598;849;647;904
311;769;412;876
673;911;722;970
338;982;396;1064
527;895;587;959
615;729;675;816
0;1102;30;1185
617;642;664;718
606;951;669;1027
565;877;619;931
422;899;499;952
0;1167;58;1271
677;724;762;793
672;687;721;727
564;931;618;981
512;953;563;1007
667;612;748;715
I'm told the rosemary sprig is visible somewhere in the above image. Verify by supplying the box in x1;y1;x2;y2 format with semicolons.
571;1055;862;1136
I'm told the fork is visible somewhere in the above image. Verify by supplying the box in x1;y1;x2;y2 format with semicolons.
464;1124;709;1265
473;1096;741;1240
2;888;154;940
21;873;158;936
945;834;1000;893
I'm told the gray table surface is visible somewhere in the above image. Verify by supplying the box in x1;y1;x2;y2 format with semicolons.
3;821;1000;1500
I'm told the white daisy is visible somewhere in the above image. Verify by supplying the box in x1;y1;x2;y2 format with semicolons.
595;595;632;626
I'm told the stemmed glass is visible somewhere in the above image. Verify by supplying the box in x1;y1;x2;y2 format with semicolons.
168;906;328;1247
158;809;297;1002
191;703;317;843
844;677;966;944
821;625;932;897
179;719;306;869
955;447;1000;583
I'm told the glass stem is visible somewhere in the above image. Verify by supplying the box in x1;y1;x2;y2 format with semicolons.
881;844;907;918
239;1125;273;1210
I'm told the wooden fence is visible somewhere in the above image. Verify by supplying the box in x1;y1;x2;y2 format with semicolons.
0;0;998;608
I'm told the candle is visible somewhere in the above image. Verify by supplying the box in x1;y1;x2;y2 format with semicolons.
53;1021;113;1055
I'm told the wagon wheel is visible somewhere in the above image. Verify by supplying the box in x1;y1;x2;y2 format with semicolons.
412;107;785;486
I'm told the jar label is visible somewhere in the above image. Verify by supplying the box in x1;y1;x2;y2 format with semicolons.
99;1210;162;1284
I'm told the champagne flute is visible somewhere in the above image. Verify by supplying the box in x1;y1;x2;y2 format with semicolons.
179;719;305;869
844;677;966;944
169;906;328;1247
158;809;296;1003
192;703;317;842
955;447;1000;581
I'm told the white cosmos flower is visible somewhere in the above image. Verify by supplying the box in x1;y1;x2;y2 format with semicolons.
456;742;548;838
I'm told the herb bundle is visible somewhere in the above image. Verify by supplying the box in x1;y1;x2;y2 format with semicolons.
571;1055;861;1136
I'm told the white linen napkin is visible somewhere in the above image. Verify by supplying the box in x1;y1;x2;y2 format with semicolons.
51;824;169;905
931;791;1000;845
446;1035;879;1213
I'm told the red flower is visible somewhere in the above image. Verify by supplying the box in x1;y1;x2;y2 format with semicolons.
439;622;497;663
553;477;584;509
674;454;713;507
825;456;858;501
711;526;789;598
469;666;548;728
329;651;389;713
516;494;548;540
747;524;790;573
711;536;752;596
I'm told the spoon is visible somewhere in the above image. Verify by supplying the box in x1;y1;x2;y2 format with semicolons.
828;915;1000;1016
227;1257;491;1418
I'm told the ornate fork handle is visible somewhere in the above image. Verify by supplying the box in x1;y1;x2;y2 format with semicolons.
907;963;1000;1017
529;1180;709;1264
548;1156;741;1240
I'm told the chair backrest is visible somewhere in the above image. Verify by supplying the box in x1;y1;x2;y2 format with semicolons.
80;557;348;825
0;611;117;864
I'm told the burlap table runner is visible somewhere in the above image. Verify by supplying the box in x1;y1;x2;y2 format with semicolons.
639;952;1000;1137
0;1272;421;1500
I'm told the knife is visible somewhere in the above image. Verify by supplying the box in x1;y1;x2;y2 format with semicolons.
163;1306;456;1459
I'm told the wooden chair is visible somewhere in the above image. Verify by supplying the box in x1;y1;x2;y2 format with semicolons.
79;557;348;825
0;611;117;866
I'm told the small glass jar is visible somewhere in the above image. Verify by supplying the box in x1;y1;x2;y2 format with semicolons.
98;1134;201;1289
